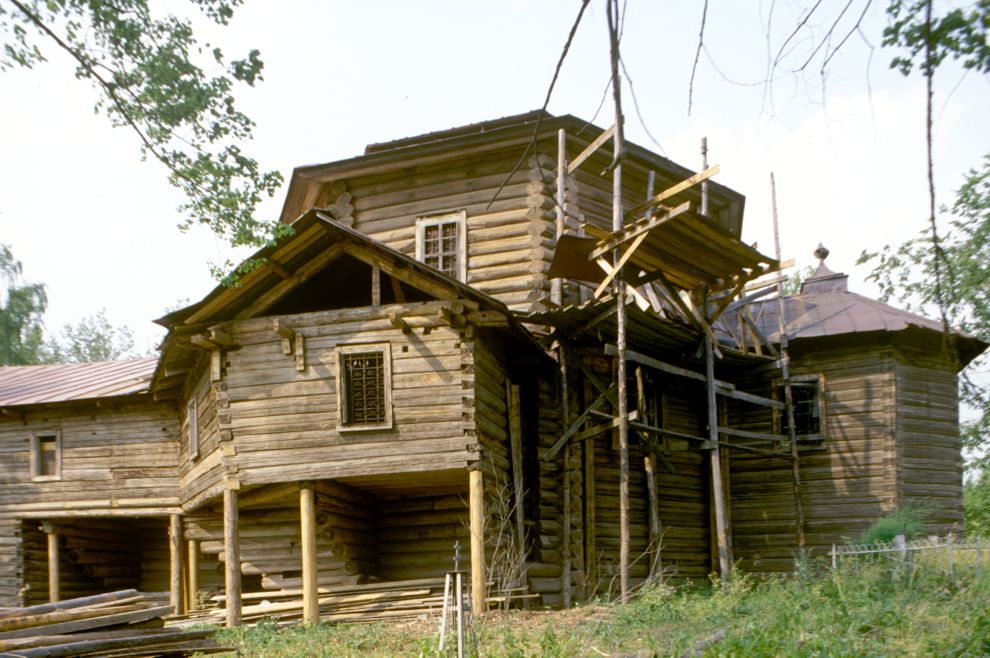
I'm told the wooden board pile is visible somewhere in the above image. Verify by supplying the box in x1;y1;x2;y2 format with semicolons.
0;589;230;657
179;578;448;626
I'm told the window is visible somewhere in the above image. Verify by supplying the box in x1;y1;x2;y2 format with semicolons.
30;431;61;480
187;398;199;459
336;343;393;431
777;375;825;444
415;211;467;281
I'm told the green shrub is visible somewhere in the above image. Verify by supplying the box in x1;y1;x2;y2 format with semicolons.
861;503;929;544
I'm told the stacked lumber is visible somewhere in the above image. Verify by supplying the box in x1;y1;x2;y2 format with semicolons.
0;589;229;657
184;578;447;625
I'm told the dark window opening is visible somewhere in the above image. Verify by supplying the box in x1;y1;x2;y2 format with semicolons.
780;382;822;440
342;351;386;425
38;435;58;476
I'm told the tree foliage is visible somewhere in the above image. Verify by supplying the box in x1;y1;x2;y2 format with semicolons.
0;0;286;271
860;1;990;468
45;309;138;364
0;244;47;365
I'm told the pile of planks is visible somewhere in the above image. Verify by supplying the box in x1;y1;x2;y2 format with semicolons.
179;578;448;626
0;589;229;657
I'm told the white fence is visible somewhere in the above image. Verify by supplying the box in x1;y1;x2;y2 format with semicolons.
830;534;988;581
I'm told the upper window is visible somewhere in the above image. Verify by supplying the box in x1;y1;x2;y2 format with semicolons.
778;375;825;444
336;343;393;431
187;398;199;460
415;211;467;282
31;431;61;480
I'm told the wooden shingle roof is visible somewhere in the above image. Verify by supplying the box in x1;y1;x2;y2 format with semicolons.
0;357;157;407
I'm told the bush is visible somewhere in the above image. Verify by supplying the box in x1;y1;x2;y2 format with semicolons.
861;503;929;544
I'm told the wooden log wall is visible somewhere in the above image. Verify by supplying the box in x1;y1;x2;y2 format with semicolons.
894;348;963;534
729;347;899;573
377;492;468;581
211;302;478;489
186;481;378;597
308;151;558;313
0;518;20;607
178;369;223;510
533;374;568;608
0;402;180;517
18;518;169;606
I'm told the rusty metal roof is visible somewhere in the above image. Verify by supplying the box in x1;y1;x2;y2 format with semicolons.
0;357;157;407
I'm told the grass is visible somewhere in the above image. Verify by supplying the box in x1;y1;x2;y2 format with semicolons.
214;557;990;657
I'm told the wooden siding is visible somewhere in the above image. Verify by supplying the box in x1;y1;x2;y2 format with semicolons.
730;348;899;573
209;301;478;491
895;351;963;533
179;368;223;511
309;152;555;313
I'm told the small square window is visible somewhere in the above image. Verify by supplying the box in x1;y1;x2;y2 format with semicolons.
336;344;393;431
31;431;61;480
777;375;825;444
415;211;467;281
187;398;199;460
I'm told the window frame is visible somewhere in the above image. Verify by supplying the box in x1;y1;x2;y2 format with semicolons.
187;397;200;460
30;430;62;481
415;210;467;282
775;373;826;446
335;343;393;432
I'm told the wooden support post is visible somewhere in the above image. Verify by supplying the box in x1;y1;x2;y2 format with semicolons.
169;514;184;615
637;367;661;578
606;0;630;604
706;334;731;583
552;128;566;306
506;383;529;609
41;523;59;603
583;432;596;599
300;481;319;624
468;468;486;617
223;486;242;628
294;334;305;372
559;343;572;608
371;266;381;306
186;539;199;612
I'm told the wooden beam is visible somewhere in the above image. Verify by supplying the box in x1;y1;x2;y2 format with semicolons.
208;328;234;348
42;524;58;603
186;540;199;612
236;243;345;320
169;514;184;616
542;389;612;461
590;200;692;261
567;124;615;175
0;408;24;422
592;231;650;299
189;334;221;351
294;335;305;372
718;426;786;443
469;468;485;617
265;259;292;279
387;312;412;334
273;320;295;355
705;334;731;584
506;383;528;609
299;482;319;624
210;350;222;383
371;266;381;307
438;306;466;328
624;165;720;220
223;486;241;628
593;259;650;310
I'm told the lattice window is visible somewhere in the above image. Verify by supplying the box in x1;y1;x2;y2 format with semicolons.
336;344;393;430
778;375;825;443
31;431;61;480
416;211;467;281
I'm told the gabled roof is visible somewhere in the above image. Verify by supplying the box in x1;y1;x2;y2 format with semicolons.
153;210;541;397
744;264;987;368
278;111;747;237
0;357;156;408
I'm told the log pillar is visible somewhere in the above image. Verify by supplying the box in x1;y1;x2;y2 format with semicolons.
468;468;486;616
169;514;184;615
705;334;731;583
300;481;319;624
223;486;241;627
186;539;199;612
41;523;59;603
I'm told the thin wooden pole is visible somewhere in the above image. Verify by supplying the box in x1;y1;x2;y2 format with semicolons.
223;486;241;628
637;367;660;578
506;383;528;609
606;0;630;604
560;343;572;607
186;539;199;612
770;172;806;551
42;524;59;603
169;514;184;615
468;468;486;616
706;332;731;583
552;128;567;305
300;481;319;624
